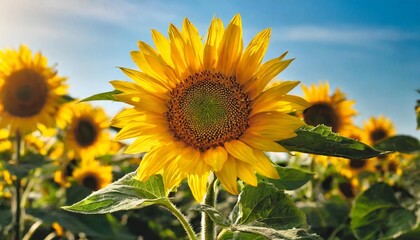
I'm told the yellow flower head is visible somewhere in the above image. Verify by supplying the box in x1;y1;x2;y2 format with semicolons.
362;115;396;146
301;81;357;136
72;160;113;191
111;14;309;201
0;45;67;134
62;102;112;160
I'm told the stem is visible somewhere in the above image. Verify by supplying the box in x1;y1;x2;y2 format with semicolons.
13;131;22;240
201;175;217;240
164;201;197;240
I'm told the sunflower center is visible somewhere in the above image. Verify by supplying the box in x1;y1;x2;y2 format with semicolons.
2;68;48;117
74;119;98;147
349;158;366;169
303;103;339;132
82;174;99;191
370;128;387;143
166;71;251;151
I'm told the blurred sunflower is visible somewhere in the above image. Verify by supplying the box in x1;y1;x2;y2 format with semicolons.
62;102;111;160
54;159;77;188
110;14;308;201
362;115;396;146
0;45;67;134
0;129;12;152
301;81;356;136
72;160;113;191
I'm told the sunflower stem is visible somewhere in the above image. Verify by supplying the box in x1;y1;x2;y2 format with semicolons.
12;131;22;240
164;200;197;240
202;175;217;240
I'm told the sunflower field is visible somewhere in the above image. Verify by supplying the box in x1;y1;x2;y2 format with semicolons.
1;14;420;240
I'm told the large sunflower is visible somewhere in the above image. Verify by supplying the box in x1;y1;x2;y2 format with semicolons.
110;14;309;201
62;102;111;160
0;45;67;133
301;81;356;136
362;115;396;146
72;160;113;191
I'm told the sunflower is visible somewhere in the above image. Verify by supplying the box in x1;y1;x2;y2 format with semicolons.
72;160;113;191
362;115;396;146
54;159;77;188
62;102;112;160
0;45;67;134
301;81;356;136
110;14;309;201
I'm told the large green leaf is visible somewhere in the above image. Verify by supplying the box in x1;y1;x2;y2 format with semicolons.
221;182;319;239
80;90;122;102
261;166;314;190
373;135;420;153
63;172;167;214
29;208;136;240
350;183;416;240
278;125;385;159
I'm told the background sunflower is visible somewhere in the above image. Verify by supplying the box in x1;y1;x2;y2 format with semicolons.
0;45;67;134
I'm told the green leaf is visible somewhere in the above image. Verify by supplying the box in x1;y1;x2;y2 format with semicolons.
223;182;319;239
190;204;231;227
63;172;167;214
261;166;314;190
373;135;420;153
395;225;420;240
29;208;136;240
220;227;320;240
278;125;385;159
350;183;416;240
80;90;122;102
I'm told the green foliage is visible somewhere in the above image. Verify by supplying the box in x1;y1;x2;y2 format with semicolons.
80;90;123;102
261;166;314;190
63;172;167;214
190;204;231;227
350;183;416;240
278;125;385;159
29;208;135;240
374;135;420;153
5;153;48;179
216;182;319;239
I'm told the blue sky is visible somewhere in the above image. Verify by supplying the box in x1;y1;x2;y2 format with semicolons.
1;0;419;138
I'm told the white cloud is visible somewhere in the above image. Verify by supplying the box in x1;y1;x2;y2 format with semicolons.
0;0;181;46
272;25;420;45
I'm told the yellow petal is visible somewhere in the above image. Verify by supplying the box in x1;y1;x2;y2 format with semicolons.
182;18;203;74
236;28;271;86
245;52;293;99
119;67;170;93
168;24;188;78
224;139;256;164
236;160;257;186
252;149;279;179
187;160;211;202
137;146;176;181
239;131;289;152
151;29;174;67
204;146;228;171
163;158;187;192
203;17;224;71
217;14;243;76
215;155;238;194
251;81;300;109
249;112;305;140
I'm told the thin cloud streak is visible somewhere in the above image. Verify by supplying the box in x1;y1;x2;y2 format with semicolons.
272;25;420;45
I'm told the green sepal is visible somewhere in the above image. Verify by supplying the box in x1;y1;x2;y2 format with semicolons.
80;89;122;102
